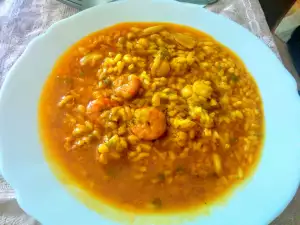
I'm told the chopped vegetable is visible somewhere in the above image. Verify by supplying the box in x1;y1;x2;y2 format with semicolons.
231;74;239;82
152;198;162;208
157;173;165;182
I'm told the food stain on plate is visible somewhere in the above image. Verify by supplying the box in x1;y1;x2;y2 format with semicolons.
38;22;264;224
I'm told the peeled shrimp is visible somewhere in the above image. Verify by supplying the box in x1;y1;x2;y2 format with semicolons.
131;107;166;141
86;98;118;121
114;75;141;99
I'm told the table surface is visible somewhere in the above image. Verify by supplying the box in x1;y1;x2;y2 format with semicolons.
0;0;299;224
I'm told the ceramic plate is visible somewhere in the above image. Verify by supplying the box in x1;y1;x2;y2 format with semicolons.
0;0;299;224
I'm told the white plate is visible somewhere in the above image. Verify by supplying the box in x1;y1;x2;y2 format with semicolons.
0;0;299;224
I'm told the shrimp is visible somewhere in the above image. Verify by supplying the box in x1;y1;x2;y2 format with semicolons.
86;98;118;121
131;107;166;141
114;74;141;99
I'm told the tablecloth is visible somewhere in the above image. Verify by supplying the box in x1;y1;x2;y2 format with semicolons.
0;0;298;224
